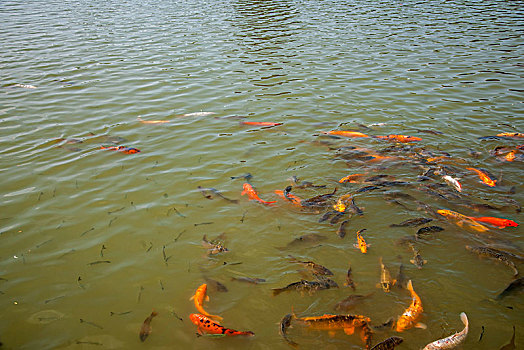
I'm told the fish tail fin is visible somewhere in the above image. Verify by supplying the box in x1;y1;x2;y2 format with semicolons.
406;280;413;292
460;312;468;327
272;288;282;296
151;310;159;317
205;295;209;302
189;295;195;301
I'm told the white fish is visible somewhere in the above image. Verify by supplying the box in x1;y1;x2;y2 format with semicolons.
422;312;468;349
14;83;37;89
177;112;215;118
442;175;462;192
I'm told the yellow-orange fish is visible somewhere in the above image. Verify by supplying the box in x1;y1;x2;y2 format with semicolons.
327;130;370;138
437;209;490;233
466;167;497;187
190;284;223;321
396;280;425;332
354;229;370;253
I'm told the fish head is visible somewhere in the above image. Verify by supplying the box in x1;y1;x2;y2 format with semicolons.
395;316;411;332
189;313;202;325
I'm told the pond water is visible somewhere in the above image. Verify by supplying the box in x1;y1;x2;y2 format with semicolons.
0;0;522;349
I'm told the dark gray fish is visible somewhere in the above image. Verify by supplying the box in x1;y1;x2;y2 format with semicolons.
202;234;228;255
203;277;228;292
383;192;415;201
374;181;411;187
329;211;346;224
231;276;266;284
139;311;158;342
356;185;382;193
272;278;337;296
499;325;516;350
416;129;443;135
337;220;350;238
370;336;404;350
390;217;433;227
496;277;524;300
288;255;333;276
290;176;326;189
334;292;373;312
318;210;336;223
281;234;328;249
302;188;338;207
231;173;252;181
416;226;444;238
409;244;427;269
197;186;238;204
372;317;394;331
349;198;364;216
345;264;356;290
395;258;408;290
466;246;519;277
365;174;390;182
279;313;298;348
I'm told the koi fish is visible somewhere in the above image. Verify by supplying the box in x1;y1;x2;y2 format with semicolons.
139;310;158;342
301;188;338;208
467;216;518;228
375;134;422;143
466;167;497;187
395;280;425;332
272;278;338;296
339;173;366;183
409;244;427;269
437;209;490;233
354;229;370;253
465;245;519;277
189;313;254;336
202;234;228;255
241;183;277;206
333;194;352;212
190;284;223;321
327;130;370;138
288;255;333;276
279;313;298;348
390;217;433;227
442;175;462;192
337;220;350;238
137;117;170;124
280;234;328;249
296;314;373;348
231;276;266;284
241;121;282;126
274;187;302;206
416;226;444;239
496;132;524;138
334;293;373;312
177;112;216;118
345;264;356;290
378;257;396;292
370;336;404;350
496;277;524;300
422;312;468;349
100;145;140;154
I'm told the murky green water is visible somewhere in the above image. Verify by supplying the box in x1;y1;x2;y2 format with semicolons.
1;1;523;349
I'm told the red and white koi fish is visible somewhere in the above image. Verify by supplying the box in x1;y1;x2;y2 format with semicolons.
241;183;277;206
442;175;462;192
189;313;254;336
422;312;468;349
241;121;282;126
100;145;140;154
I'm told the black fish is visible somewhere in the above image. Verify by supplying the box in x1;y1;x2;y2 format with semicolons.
496;277;524;300
416;226;444;238
318;210;337;223
280;234;328;249
349;198;364;216
302;188;337;206
345;264;356;290
333;293;373;312
390;217;433;227
272;278;338;296
197;186;238;203
337;220;350;238
356;185;382;193
288;255;333;276
279;313;298;348
370;336;404;349
466;246;519;277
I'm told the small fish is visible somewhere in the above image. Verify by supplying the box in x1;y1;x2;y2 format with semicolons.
395;259;408;290
137;117;170;124
197;186;239;204
396;280;425;332
288;255;333;276
189;313;254;336
301;188;338;208
337;220;350;238
272;279;338;296
202;234;228;255
14;83;37;89
465;246;519;277
203;277;228;292
378;257;396;292
499;325;516;350
375;134;422;143
422;312;468;349
442;175;462;192
279;313;298;348
390;217;433;227
139;311;158;342
190;284;223;321
354;229;370;253
274;187;302;206
437;209;490;232
100;145;140;154
345;264;356;290
356;185;382;193
409;244;427;269
416;226;444;238
496;277;524;300
339;173;366;183
466;167;497;187
327;130;370;138
281;234;328;249
467;216;518;228
370;336;404;350
348;198;364;216
177;112;216;118
241;183;277;206
334;293;373;312
241;121;282;126
231;173;252;181
231;276;266;284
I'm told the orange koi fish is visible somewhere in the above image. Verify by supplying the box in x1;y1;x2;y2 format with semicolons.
241;183;277;206
437;209;490;233
190;284;223;321
339;173;366;183
504;150;516;162
241;121;282;126
100;145;140;154
396;280;426;332
296;314;373;348
354;229;370;253
496;132;524;138
189;313;254;336
327;130;370;138
375;135;422;143
467;216;518;228
274;187;302;206
137;117;170;124
333;194;352;212
466;167;497;187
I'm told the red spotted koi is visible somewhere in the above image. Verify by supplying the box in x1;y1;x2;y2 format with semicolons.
189;313;254;336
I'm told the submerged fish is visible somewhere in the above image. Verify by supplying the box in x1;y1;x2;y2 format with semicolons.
496;277;524;300
288;255;333;276
139;310;158;342
334;293;373;312
190;313;254;336
231;276;266;284
241;121;282;126
301;188;338;208
198;186;239;204
378;257;396;292
465;246;519;277
280;234;328;249
396;280;425;332
137;117;170;124
390;217;433;227
272;278;338;296
375;134;422;143
409;244;427;269
499;325;516;350
416;226;444;238
177;111;216;118
422;312;468;350
339;173;366;183
370;336;404;350
337;220;350;238
327;130;370;138
345;264;356;290
100;145;140;154
279;313;298;348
